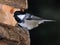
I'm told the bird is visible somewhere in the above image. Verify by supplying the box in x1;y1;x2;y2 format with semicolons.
14;11;55;30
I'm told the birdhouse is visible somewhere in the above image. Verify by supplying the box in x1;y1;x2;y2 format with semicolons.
0;0;30;45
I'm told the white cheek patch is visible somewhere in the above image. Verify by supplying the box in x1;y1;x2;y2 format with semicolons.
17;15;25;20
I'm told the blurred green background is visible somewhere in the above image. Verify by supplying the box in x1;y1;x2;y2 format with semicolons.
28;0;60;45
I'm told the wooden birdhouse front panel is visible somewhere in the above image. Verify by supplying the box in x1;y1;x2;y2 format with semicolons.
0;0;28;9
0;0;28;26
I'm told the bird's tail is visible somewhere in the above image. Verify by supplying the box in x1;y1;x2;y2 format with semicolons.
39;19;55;24
42;19;55;22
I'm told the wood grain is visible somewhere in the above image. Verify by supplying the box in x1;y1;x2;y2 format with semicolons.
0;23;30;45
0;0;28;9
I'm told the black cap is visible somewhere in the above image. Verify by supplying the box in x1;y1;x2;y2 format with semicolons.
14;11;26;15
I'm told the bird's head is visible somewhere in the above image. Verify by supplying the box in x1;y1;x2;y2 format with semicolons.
14;11;26;23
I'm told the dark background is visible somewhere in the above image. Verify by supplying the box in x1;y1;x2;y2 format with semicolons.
28;0;60;45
